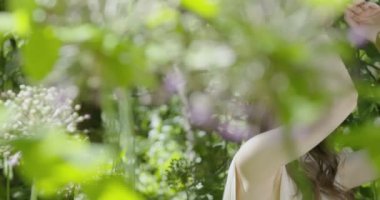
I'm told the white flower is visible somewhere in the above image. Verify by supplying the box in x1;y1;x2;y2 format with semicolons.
74;104;81;110
196;182;203;189
0;86;89;141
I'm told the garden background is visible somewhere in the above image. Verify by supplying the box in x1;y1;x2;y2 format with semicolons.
1;0;380;199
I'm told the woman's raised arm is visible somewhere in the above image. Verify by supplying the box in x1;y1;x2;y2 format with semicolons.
330;1;380;190
234;34;358;191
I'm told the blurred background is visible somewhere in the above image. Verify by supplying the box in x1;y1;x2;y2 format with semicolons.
0;0;380;199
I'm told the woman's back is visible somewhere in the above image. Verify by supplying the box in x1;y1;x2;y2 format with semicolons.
223;152;351;200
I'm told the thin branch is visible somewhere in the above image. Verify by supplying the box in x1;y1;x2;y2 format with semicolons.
364;61;380;71
364;66;377;81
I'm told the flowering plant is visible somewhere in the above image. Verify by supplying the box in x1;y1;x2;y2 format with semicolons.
0;85;88;137
0;85;89;159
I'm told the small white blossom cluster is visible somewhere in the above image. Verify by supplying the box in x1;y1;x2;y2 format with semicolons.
0;85;90;140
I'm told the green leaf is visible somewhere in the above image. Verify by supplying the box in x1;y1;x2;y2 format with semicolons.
13;10;31;35
22;27;61;81
9;0;36;12
7;0;35;35
146;7;179;29
181;0;219;19
101;40;155;88
13;128;114;196
0;11;30;35
305;0;350;13
84;177;143;200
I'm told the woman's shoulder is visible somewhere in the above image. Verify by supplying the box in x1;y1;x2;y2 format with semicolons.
223;155;299;200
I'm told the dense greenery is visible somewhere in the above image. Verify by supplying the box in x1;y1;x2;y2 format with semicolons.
0;0;380;199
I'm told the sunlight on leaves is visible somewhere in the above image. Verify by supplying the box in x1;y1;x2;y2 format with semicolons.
13;10;31;35
305;0;350;11
22;27;61;81
12;128;113;196
84;177;142;200
181;0;219;19
146;7;179;29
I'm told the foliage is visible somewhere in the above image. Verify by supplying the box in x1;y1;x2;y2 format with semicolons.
0;0;379;199
133;97;238;199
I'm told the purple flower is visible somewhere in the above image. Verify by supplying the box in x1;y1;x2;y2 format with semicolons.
164;70;186;94
8;152;21;167
347;28;369;48
188;93;215;128
217;120;256;143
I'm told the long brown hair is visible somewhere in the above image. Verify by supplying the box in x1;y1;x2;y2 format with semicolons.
286;142;354;199
253;105;354;199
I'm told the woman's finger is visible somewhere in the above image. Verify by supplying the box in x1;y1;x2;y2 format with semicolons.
356;17;373;25
345;9;360;20
357;12;380;25
348;4;365;15
359;3;380;18
358;8;380;18
363;2;379;10
346;8;358;15
354;15;368;25
358;2;380;17
345;11;360;27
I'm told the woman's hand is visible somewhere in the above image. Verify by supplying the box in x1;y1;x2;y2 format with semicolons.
345;1;380;43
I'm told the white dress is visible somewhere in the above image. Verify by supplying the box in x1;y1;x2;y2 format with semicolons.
223;152;349;200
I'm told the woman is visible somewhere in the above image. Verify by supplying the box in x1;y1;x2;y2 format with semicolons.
223;1;380;200
346;1;380;47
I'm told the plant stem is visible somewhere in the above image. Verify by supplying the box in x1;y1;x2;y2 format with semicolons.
6;175;10;200
116;88;136;188
30;183;37;200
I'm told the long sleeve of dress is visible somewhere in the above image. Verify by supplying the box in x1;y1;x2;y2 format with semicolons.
223;33;358;199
